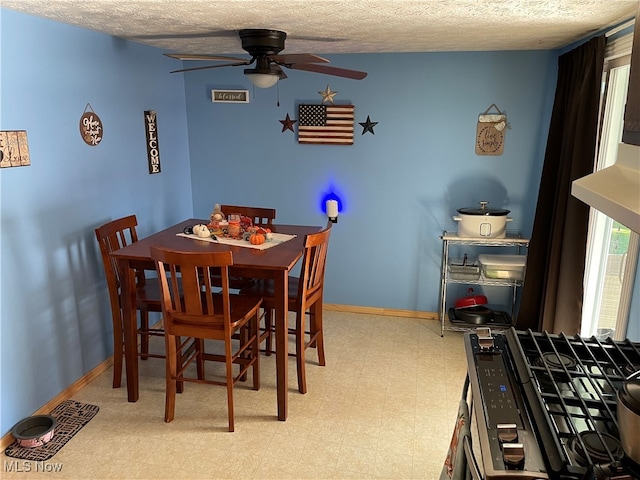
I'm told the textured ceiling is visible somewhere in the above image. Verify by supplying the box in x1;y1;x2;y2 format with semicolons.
2;0;638;54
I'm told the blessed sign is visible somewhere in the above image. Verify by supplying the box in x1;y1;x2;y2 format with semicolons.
144;110;161;174
211;90;249;103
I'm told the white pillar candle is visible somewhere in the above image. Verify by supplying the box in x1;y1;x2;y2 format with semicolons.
326;199;338;218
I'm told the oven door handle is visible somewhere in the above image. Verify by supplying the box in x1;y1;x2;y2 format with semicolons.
463;435;483;480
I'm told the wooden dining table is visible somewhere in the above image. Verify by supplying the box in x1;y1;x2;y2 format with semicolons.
110;218;322;421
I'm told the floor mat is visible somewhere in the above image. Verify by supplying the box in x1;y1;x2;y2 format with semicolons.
4;400;99;461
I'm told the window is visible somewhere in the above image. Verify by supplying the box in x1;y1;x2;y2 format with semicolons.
581;31;639;340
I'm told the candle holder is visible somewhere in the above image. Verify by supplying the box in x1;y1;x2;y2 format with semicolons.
326;199;339;223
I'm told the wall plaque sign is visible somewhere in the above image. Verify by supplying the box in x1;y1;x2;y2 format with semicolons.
144;110;161;174
0;130;31;168
211;90;249;103
79;103;103;146
475;104;508;156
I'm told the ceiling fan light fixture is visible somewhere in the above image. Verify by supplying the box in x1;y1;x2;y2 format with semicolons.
166;30;367;83
244;68;279;88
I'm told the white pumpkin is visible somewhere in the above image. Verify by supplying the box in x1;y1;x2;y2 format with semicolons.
193;224;210;238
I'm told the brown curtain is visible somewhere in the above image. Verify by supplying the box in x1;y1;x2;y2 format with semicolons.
518;35;605;334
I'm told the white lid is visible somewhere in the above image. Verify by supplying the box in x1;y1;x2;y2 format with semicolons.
478;254;526;267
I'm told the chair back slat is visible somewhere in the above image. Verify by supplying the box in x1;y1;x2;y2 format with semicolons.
95;215;142;296
151;248;234;335
220;205;276;228
298;223;332;304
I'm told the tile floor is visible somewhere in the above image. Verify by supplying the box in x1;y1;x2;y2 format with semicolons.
2;311;468;480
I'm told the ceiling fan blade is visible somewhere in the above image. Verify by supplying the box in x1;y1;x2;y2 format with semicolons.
271;53;330;64
170;61;251;74
272;65;288;80
164;53;249;62
286;63;367;80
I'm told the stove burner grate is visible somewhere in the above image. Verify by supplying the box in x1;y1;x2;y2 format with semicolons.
509;330;640;479
535;352;578;370
534;352;579;384
567;431;624;466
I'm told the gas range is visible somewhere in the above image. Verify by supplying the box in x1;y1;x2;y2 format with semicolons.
464;327;640;480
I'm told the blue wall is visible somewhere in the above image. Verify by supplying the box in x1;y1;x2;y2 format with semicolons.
184;50;556;312
0;9;193;435
1;7;638;439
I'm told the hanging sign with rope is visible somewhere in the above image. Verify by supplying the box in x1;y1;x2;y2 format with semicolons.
79;103;103;146
475;104;509;156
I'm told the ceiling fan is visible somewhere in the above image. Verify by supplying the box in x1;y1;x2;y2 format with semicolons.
163;29;367;88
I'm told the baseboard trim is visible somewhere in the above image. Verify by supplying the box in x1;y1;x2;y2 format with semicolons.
0;356;114;450
324;303;439;320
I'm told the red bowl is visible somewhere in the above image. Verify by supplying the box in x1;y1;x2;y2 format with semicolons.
454;292;488;309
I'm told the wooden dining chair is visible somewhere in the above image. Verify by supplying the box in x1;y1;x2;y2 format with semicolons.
241;222;332;394
95;215;167;388
150;247;262;432
220;204;276;228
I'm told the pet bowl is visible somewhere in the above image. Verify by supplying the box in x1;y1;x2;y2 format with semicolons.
11;415;57;448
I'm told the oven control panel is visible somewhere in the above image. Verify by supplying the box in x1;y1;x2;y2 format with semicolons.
475;352;523;428
466;331;549;478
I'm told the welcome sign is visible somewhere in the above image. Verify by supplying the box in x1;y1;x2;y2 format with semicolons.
144;110;161;174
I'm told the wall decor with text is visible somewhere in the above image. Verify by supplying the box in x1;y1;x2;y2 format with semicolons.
0;130;31;168
79;103;103;146
144;110;161;174
211;90;249;103
475;104;509;156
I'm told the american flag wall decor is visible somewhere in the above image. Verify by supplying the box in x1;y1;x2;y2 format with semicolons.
298;104;354;145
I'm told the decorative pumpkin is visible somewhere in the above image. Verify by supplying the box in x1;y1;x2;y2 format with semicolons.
193;224;211;238
249;233;266;245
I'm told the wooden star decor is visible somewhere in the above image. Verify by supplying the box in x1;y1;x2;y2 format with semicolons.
359;115;378;135
318;85;338;104
279;113;297;132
